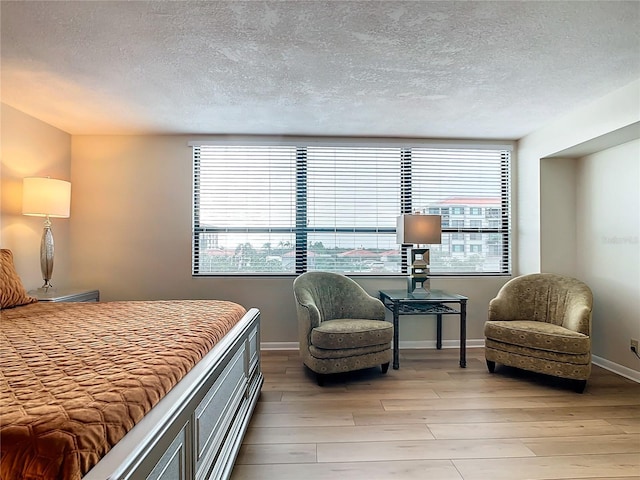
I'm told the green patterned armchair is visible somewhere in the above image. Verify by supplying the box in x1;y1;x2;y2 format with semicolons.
484;273;593;392
293;271;393;385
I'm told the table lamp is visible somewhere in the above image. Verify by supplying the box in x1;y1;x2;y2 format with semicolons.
397;214;441;293
22;177;71;292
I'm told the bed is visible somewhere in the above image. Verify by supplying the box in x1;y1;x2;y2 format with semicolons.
0;250;263;480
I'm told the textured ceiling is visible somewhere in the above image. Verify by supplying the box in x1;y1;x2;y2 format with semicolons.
1;1;639;139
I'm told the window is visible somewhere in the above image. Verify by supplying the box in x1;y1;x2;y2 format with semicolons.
192;142;511;276
470;207;482;215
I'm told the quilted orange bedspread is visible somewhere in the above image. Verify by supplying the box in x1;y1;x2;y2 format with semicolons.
0;300;247;480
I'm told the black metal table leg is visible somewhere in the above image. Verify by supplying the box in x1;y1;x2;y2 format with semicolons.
392;301;400;369
460;299;467;368
436;313;442;350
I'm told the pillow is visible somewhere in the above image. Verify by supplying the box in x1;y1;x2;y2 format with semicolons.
1;249;37;309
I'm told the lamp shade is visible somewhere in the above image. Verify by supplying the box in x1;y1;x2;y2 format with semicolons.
397;214;441;245
22;177;71;218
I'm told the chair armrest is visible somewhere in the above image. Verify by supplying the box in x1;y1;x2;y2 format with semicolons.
488;295;518;321
294;293;322;330
294;298;321;353
563;304;592;335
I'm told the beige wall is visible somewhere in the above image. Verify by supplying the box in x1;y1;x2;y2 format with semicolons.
517;79;640;275
70;134;509;344
539;156;577;275
576;140;640;371
0;103;72;290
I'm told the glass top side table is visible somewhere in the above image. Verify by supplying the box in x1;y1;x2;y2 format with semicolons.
379;289;468;370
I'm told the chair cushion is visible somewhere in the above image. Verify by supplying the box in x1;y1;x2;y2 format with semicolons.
485;339;591;364
485;320;589;355
311;318;393;350
309;342;390;359
485;346;591;381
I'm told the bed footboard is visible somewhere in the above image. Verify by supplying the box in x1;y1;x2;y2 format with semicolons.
84;308;263;480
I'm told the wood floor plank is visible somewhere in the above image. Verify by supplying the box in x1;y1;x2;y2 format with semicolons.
562;478;640;480
255;399;384;414
281;387;440;401
260;382;347;392
230;349;640;480
432;385;577;398
346;377;515;389
243;423;434;444
316;438;535;463
234;443;317;465
381;393;640;412
519;405;640;421
381;396;559;411
257;390;283;402
231;459;464;480
428;419;626;440
453;453;640;480
354;408;536;426
523;434;640;456
248;412;355;428
605;418;640;434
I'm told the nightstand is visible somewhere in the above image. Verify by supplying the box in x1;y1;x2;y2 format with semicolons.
30;288;100;303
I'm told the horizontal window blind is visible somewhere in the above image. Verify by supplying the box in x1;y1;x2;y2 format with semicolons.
303;147;401;273
407;148;511;274
192;142;510;276
193;146;297;274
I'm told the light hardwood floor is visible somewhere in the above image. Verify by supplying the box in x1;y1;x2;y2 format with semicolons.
231;348;640;480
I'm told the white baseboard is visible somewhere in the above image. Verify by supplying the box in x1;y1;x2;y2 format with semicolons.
261;339;486;351
399;339;486;349
261;342;299;350
592;355;640;383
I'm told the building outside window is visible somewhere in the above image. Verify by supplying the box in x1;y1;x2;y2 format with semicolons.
486;207;501;218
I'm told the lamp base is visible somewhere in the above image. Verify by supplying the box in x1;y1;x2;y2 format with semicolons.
408;247;431;296
408;276;431;296
34;285;57;294
40;219;56;292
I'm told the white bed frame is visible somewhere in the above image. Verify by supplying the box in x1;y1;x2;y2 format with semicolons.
83;308;262;480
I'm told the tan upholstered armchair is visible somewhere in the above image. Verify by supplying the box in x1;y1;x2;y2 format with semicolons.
293;271;393;385
484;273;593;392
